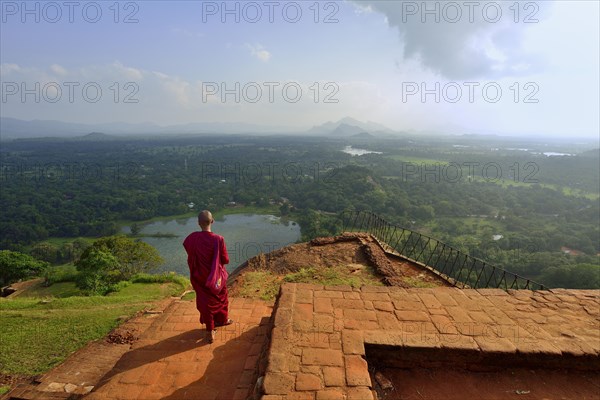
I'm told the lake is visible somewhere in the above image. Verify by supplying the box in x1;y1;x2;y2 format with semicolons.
121;214;301;275
341;146;383;156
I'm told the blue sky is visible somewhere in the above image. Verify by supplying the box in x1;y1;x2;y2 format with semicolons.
1;0;598;137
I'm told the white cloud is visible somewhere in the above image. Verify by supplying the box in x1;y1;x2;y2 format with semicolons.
159;76;191;107
353;3;374;15
50;64;67;76
111;61;143;81
246;43;271;62
0;63;21;76
152;71;169;80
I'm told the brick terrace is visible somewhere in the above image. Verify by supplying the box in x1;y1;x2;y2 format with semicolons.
85;297;274;400
262;284;600;400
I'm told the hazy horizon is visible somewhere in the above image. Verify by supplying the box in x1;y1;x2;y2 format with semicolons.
2;116;599;144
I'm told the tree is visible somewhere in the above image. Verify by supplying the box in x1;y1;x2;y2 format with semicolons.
30;242;59;263
413;205;435;221
0;250;49;286
75;249;121;294
540;263;600;289
76;236;163;289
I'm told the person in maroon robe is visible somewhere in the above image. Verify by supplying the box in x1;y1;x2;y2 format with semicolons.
183;210;232;342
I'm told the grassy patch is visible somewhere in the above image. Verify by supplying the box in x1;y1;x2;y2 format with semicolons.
130;272;190;291
284;265;384;288
44;264;80;285
234;264;384;301
107;281;186;300
0;281;184;376
0;386;10;395
236;270;281;301
18;282;83;298
181;291;196;301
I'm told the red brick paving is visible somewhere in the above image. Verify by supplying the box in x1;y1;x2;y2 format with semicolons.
262;284;600;399
85;297;273;400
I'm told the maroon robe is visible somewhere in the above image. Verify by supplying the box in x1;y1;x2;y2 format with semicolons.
183;231;230;330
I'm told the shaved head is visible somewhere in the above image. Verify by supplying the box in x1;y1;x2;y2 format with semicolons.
198;210;214;229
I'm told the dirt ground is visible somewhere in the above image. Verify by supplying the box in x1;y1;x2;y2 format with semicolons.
371;367;600;400
229;232;450;293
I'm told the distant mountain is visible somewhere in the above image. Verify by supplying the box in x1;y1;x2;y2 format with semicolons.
306;117;395;136
1;117;92;138
0;117;300;139
0;116;396;140
0;117;162;139
351;132;374;139
330;123;366;137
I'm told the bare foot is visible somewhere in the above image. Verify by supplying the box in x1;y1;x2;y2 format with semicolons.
206;329;217;343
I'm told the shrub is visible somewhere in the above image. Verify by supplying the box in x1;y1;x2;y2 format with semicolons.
131;272;189;291
0;250;49;286
44;265;80;285
75;236;163;295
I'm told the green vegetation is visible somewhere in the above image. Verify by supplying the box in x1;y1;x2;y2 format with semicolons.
470;176;600;200
132;232;178;238
19;281;83;298
130;272;189;288
283;266;384;288
75;236;163;295
0;277;187;376
26;238;90;265
234;263;384;302
44;264;79;286
0;135;598;289
0;250;48;286
181;291;196;301
0;133;597;384
117;212;197;228
235;270;281;301
213;205;280;218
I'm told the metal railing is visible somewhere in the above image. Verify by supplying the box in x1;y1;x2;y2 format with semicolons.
339;210;546;290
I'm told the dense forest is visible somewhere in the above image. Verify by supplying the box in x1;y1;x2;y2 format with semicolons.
1;133;598;288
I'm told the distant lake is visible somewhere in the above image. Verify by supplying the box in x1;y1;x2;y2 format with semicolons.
121;214;301;275
342;146;383;156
